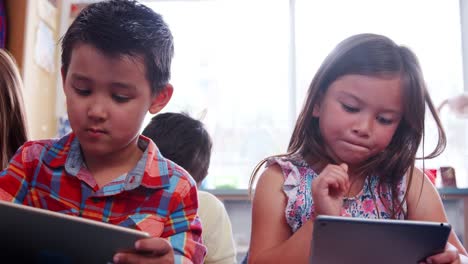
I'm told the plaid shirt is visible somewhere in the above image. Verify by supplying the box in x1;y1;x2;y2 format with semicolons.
0;133;206;263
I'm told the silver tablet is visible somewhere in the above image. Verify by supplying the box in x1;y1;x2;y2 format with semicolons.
0;200;150;263
310;215;451;264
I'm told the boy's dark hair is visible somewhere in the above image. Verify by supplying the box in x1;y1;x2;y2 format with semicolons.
142;112;212;184
61;0;174;95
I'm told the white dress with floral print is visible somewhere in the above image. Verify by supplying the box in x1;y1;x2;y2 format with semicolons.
266;154;408;233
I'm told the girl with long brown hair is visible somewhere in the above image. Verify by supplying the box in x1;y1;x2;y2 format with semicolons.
248;33;467;264
0;49;27;169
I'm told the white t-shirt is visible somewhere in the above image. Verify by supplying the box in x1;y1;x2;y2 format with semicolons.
198;191;237;264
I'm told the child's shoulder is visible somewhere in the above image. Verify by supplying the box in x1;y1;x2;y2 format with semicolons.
18;137;65;156
266;153;311;170
197;190;223;208
22;133;72;149
143;141;198;191
166;158;197;184
14;134;75;166
22;138;60;148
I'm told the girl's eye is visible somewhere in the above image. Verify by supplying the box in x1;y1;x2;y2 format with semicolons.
376;116;394;125
341;103;359;113
73;87;91;96
112;94;130;103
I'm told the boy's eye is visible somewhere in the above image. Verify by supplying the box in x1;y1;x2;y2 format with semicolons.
73;87;91;96
376;116;394;125
112;94;130;103
341;103;359;113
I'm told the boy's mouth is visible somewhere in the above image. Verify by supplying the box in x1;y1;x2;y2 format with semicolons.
86;128;107;134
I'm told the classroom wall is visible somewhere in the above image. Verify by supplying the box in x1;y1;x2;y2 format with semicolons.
6;0;60;140
5;0;26;73
461;0;468;90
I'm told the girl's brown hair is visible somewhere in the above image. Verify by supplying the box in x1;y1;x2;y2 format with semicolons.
249;33;446;217
0;49;28;169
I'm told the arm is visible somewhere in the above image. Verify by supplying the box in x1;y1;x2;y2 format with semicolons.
406;168;468;263
0;144;31;203
248;164;313;264
165;194;206;264
248;163;350;264
114;179;206;264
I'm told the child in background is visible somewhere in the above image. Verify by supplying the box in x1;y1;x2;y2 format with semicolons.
0;1;205;263
143;112;237;264
248;33;468;264
0;49;28;169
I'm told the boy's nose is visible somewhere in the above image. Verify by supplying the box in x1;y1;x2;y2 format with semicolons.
87;103;107;121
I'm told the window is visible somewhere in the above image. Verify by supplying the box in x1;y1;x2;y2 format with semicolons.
294;0;468;187
142;0;466;189
144;0;291;189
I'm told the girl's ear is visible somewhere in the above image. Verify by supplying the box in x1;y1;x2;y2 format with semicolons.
312;103;321;117
312;92;324;117
149;84;173;114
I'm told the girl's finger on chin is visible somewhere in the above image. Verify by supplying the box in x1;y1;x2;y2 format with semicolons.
339;163;348;172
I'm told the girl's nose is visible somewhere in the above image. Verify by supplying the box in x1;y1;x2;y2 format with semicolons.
351;115;373;137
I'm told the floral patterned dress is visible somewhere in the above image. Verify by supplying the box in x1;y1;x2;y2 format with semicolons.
267;154;408;233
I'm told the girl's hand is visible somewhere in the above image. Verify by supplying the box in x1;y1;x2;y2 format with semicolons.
312;163;349;216
419;242;461;264
113;237;174;264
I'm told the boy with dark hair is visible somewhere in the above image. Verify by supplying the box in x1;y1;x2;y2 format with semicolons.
143;112;237;264
142;112;212;184
0;1;205;263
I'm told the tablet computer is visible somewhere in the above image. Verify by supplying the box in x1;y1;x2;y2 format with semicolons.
310;215;451;264
0;200;150;264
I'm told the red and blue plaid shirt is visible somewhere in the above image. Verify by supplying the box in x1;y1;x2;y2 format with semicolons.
0;133;206;263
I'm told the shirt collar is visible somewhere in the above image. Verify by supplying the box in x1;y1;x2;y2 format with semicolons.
138;135;171;189
42;133;171;190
